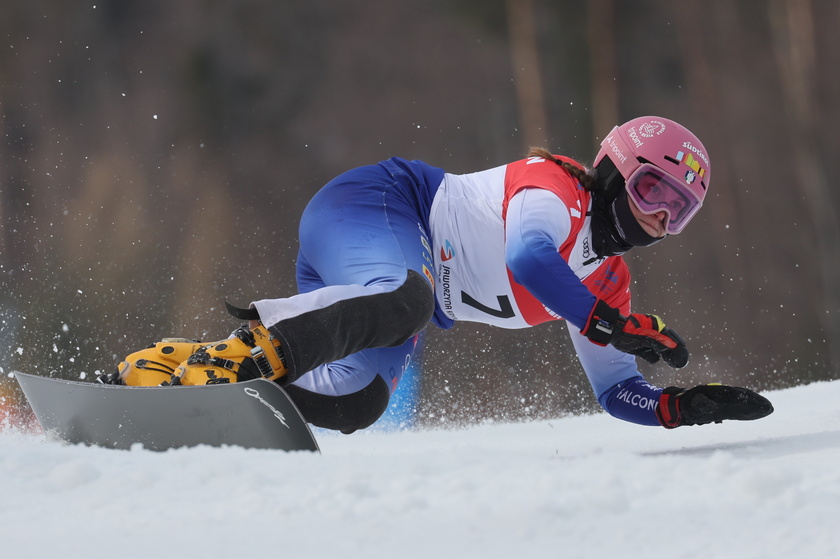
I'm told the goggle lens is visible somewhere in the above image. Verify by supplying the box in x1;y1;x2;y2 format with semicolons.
625;165;702;234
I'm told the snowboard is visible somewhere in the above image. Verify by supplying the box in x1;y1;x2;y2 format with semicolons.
14;372;319;453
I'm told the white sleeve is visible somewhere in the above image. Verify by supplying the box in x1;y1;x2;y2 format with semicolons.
566;321;641;400
505;188;571;249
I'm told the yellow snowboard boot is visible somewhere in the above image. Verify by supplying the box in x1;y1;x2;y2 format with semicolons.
100;339;209;386
172;325;288;385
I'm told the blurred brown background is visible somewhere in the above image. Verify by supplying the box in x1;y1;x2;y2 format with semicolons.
1;0;838;425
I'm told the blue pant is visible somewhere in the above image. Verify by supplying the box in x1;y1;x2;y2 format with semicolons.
270;158;444;432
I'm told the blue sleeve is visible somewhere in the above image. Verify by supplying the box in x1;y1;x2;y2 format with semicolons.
598;377;664;426
566;322;663;426
504;190;596;329
506;191;663;427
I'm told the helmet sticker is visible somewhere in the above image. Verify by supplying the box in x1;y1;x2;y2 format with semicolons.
675;150;707;179
638;120;666;137
626;119;666;148
681;141;710;166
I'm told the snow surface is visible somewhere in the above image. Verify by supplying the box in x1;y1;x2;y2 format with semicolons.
2;380;839;559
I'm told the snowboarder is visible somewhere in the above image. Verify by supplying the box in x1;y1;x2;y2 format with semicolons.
101;116;772;433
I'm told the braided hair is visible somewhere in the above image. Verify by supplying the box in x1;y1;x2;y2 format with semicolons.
527;147;595;191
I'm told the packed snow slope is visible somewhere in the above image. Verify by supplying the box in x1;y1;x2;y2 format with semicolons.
2;379;839;559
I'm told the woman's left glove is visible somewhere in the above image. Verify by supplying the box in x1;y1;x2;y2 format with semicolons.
656;384;774;428
582;299;689;368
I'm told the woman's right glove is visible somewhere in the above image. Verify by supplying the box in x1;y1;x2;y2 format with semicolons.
582;299;689;368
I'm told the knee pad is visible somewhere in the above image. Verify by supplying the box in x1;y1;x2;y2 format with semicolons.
284;376;390;434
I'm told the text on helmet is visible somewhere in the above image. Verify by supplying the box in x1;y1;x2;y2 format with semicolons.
682;141;709;166
605;135;627;163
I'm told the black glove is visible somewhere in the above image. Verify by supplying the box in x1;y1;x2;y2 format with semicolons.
655;384;774;428
582;299;689;368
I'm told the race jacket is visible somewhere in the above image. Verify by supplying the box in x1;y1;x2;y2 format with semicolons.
428;155;631;331
427;154;665;427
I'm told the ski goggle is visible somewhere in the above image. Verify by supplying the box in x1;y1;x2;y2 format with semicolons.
625;164;703;235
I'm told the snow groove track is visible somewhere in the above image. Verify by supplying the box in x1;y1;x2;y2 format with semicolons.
1;380;838;559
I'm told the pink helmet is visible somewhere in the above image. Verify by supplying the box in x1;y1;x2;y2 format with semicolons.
593;116;711;234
